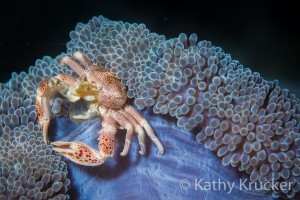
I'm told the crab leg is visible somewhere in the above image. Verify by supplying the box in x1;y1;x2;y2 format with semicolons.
109;109;134;156
72;51;93;69
36;74;80;144
60;55;86;77
36;78;52;144
98;115;117;157
119;110;146;155
124;105;164;154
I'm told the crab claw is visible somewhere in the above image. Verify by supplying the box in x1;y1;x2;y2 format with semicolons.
51;141;107;166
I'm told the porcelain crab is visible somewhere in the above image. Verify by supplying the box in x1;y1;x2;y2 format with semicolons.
35;52;164;166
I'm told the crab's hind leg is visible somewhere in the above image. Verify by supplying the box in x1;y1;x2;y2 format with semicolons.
109;109;134;156
119;110;146;155
36;74;80;144
124;105;164;155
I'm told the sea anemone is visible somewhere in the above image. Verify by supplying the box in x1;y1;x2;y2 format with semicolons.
66;16;300;199
1;14;299;199
0;56;72;199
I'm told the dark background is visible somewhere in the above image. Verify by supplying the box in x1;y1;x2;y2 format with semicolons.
0;1;299;94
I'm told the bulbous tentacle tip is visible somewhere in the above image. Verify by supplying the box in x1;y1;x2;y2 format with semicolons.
51;141;107;166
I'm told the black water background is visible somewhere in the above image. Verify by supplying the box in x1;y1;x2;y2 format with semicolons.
0;0;299;94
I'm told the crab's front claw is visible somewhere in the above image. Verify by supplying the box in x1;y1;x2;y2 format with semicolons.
51;141;107;166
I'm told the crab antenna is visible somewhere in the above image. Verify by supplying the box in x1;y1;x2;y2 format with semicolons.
72;51;93;69
60;55;86;77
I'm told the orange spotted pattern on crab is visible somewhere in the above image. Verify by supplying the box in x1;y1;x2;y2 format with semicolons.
36;100;44;120
93;66;109;73
37;78;51;96
70;144;102;164
99;133;115;156
100;73;118;85
99;74;126;108
93;69;125;89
